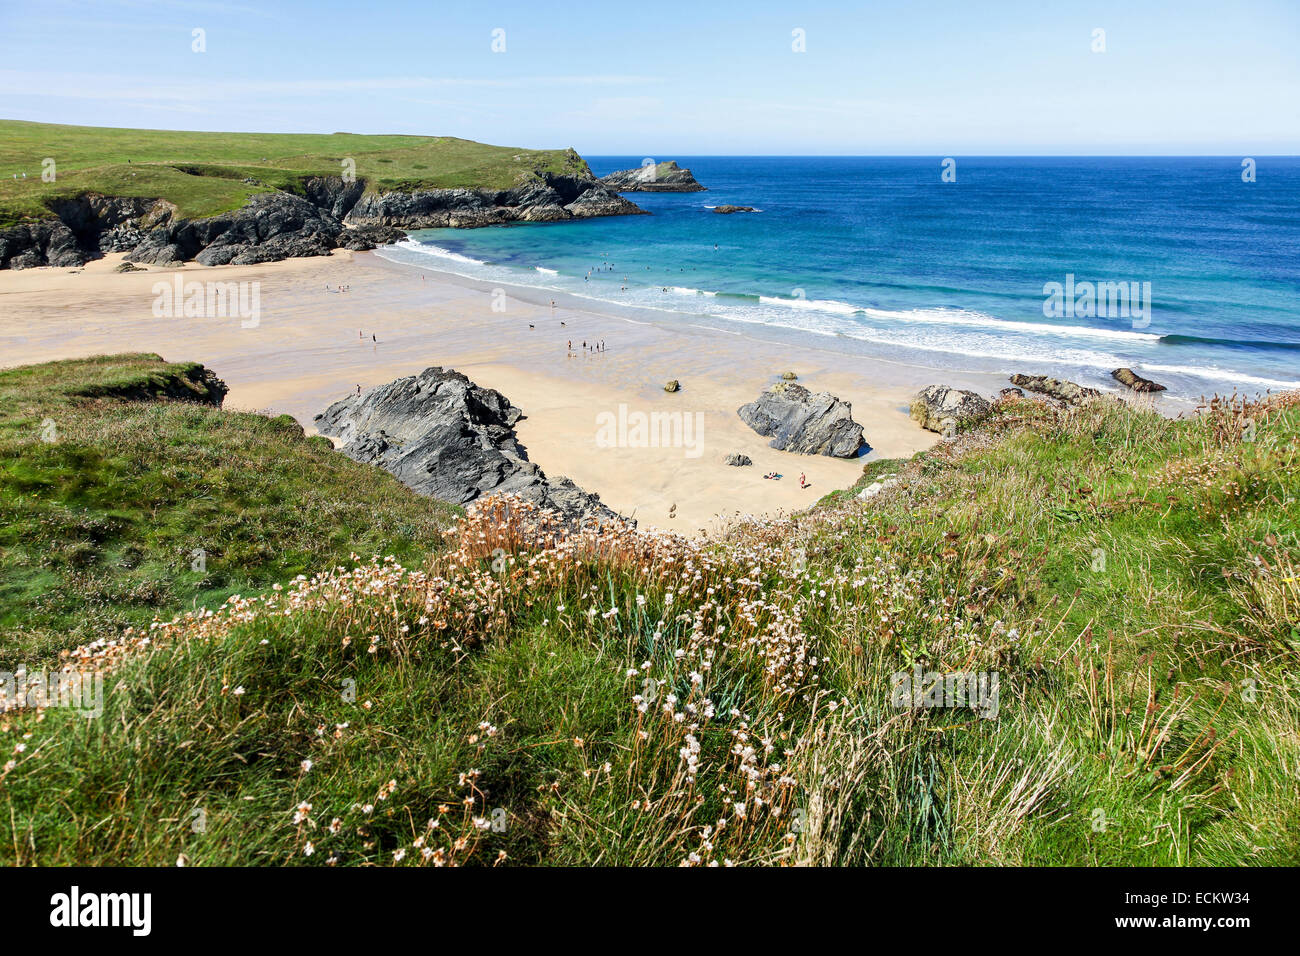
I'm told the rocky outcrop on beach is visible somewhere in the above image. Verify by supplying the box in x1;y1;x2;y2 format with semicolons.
909;385;992;434
724;453;752;467
1009;374;1101;405
737;382;867;458
1112;367;1167;393
712;205;756;214
314;367;628;529
123;191;344;267
600;160;705;192
0;167;646;269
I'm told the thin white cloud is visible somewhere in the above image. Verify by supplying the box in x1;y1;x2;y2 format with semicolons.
0;70;665;104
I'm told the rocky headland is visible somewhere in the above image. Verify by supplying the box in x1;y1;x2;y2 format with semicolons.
1;169;644;270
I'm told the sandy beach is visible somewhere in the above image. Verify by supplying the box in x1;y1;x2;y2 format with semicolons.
0;250;967;533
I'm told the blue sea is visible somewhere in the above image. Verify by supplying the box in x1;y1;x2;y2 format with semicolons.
376;157;1300;399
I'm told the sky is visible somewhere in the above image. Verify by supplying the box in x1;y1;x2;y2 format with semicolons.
0;0;1297;155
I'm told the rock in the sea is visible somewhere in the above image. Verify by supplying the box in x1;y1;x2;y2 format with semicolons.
910;385;992;434
314;367;628;528
664;379;680;393
1111;367;1166;393
724;453;752;467
712;205;756;214
1009;374;1101;404
600;160;706;193
737;382;866;458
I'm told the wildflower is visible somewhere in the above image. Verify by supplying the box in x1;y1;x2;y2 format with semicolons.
303;842;315;856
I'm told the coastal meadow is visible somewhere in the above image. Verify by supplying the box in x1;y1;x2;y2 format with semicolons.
2;380;1296;865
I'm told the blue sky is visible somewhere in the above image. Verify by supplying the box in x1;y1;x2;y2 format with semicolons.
1;0;1296;154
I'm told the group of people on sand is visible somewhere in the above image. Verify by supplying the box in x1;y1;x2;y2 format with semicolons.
763;471;810;489
568;339;606;354
328;284;351;293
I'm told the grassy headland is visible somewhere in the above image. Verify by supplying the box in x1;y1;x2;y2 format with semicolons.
1;357;1296;866
0;120;594;227
0;354;459;663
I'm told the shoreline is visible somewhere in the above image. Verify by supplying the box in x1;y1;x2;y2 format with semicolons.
0;249;1171;533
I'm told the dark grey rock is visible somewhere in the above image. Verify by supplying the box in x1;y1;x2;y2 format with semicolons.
712;205;756;214
724;453;752;466
1112;367;1167;393
737;381;867;458
314;367;629;529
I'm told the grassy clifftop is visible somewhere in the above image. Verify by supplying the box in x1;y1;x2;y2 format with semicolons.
0;120;593;227
1;360;1297;866
0;354;459;662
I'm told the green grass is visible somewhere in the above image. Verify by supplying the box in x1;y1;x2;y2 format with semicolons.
1;378;1297;866
0;119;593;227
0;354;459;663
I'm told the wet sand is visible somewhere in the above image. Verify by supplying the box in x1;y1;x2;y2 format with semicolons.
0;250;969;533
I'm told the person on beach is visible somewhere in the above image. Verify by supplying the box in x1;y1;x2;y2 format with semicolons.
799;473;807;489
356;384;361;395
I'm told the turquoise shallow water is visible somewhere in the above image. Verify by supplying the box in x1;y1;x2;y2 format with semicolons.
376;156;1300;399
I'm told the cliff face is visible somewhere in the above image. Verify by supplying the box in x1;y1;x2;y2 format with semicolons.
0;171;645;269
345;173;642;229
600;160;706;192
